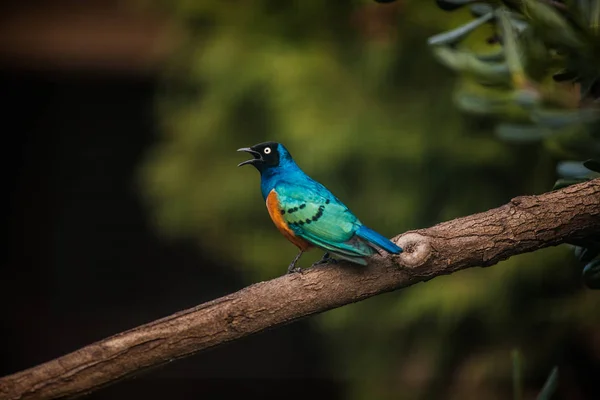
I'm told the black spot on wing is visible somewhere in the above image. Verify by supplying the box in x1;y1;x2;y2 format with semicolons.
312;205;325;221
288;204;326;226
299;204;306;209
287;206;301;213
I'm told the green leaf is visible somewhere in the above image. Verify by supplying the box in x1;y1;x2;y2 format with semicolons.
556;161;590;178
469;4;494;17
513;88;540;107
583;259;600;289
495;123;547;142
475;48;505;62
453;79;537;118
583;159;600;173
521;0;584;49
532;108;600;130
428;12;494;46
552;177;590;190
431;47;510;84
536;367;558;400
497;8;527;88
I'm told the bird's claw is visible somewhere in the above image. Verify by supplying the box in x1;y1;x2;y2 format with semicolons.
311;252;337;267
311;258;337;267
287;266;304;274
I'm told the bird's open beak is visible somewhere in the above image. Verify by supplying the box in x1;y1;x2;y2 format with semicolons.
237;147;262;167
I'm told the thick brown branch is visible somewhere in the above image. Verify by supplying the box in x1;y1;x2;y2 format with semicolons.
1;179;599;400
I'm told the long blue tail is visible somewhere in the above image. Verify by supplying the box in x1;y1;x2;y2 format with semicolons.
356;225;403;254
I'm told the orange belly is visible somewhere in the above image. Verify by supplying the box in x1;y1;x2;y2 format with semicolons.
266;189;312;251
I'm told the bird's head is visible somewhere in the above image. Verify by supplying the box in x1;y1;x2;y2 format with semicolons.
237;141;293;172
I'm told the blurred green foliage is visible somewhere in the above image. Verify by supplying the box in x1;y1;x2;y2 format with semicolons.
138;0;600;398
428;0;600;291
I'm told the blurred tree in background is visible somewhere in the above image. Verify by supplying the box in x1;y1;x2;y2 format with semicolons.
138;0;600;399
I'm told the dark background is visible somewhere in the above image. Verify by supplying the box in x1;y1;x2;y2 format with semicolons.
1;70;339;398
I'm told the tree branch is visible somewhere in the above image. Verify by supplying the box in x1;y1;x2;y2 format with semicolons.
2;178;600;400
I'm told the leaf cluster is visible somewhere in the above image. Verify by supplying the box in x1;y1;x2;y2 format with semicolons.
425;0;600;289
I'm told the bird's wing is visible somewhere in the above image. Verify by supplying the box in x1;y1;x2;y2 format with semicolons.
275;182;375;258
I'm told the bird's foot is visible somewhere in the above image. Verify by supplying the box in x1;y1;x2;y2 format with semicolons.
311;252;338;267
287;265;304;274
287;250;305;274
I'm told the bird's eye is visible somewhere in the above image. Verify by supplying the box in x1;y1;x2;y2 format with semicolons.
264;147;271;154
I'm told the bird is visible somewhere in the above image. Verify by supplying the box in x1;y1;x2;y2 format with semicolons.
237;141;402;274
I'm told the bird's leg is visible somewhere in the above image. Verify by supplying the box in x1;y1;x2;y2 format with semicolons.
311;252;338;267
287;250;304;274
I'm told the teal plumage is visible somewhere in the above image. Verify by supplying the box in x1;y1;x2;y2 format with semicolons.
238;141;402;273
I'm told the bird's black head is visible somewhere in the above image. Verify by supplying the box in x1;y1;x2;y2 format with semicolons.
237;141;290;172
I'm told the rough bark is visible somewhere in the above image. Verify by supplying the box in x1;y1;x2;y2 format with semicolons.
1;178;599;400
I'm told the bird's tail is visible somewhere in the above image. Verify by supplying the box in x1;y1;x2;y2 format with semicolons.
356;225;403;254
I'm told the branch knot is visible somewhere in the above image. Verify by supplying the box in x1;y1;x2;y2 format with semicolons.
394;232;432;268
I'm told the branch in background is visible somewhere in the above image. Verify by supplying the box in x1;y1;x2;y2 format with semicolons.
1;179;599;400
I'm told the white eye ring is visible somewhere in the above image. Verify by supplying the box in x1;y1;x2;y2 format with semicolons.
264;147;271;154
